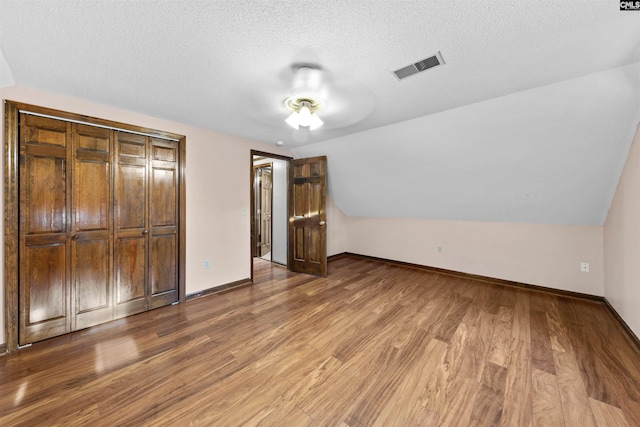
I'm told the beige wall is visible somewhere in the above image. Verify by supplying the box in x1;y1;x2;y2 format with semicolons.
0;85;293;345
604;124;640;338
346;217;604;296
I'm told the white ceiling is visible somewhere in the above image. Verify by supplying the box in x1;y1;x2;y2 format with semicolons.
1;1;639;225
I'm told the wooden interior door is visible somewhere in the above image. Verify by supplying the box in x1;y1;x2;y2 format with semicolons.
148;138;179;308
262;167;272;256
259;165;272;257
114;131;148;318
72;124;114;329
253;163;273;257
19;114;72;345
288;156;327;276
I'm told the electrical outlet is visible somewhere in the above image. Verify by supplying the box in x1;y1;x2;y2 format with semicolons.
580;262;589;273
204;259;211;269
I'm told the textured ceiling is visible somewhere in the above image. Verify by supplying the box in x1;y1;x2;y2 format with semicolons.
1;1;639;225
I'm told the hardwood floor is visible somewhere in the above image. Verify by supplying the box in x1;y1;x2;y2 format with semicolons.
1;256;639;426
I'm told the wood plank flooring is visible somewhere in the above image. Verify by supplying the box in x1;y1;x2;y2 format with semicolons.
1;256;639;426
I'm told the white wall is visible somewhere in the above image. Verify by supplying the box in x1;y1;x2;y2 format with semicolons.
292;63;640;227
0;50;14;88
0;85;293;346
346;217;604;296
604;124;640;338
270;159;288;265
327;197;347;257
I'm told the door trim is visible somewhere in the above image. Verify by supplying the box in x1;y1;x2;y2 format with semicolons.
249;150;292;281
3;100;187;352
4;101;20;352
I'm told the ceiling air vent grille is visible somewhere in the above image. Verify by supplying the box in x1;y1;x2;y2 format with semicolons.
393;52;445;80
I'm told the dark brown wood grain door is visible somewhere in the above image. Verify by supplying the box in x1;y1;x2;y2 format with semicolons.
253;164;273;257
19;114;72;345
148;138;179;309
288;156;327;276
114;131;149;318
260;166;272;257
72;124;114;330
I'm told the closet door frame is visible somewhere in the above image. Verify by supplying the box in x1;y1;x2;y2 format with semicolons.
3;101;187;352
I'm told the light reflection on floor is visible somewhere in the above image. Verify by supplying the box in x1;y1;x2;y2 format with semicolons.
14;381;28;407
94;337;139;374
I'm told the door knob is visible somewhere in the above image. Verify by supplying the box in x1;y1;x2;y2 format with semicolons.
72;234;80;241
319;221;326;226
142;229;149;235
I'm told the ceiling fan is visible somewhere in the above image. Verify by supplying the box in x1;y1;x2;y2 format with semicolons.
245;63;374;142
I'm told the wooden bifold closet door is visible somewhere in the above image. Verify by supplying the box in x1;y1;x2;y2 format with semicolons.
16;107;183;346
19;114;73;343
114;132;179;318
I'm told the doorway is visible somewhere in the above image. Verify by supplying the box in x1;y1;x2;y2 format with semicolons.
250;151;291;278
249;151;328;280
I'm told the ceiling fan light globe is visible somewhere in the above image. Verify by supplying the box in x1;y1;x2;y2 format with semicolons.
298;105;312;127
309;113;323;130
286;111;300;129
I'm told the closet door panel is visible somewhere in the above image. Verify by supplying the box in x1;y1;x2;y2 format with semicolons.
19;114;72;345
150;233;177;308
74;238;111;328
26;156;66;234
114;132;148;316
151;167;176;226
114;236;147;317
23;116;67;147
73;124;113;329
75;239;109;311
117;164;146;228
115;132;146;230
74;161;109;229
21;242;69;343
149;138;178;307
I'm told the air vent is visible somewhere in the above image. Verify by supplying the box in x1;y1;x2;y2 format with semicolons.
393;51;445;80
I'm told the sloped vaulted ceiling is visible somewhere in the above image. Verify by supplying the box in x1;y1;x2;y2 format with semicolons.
1;1;639;225
293;63;640;225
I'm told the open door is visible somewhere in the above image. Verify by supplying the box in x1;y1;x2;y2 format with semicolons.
288;156;327;276
253;163;273;258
